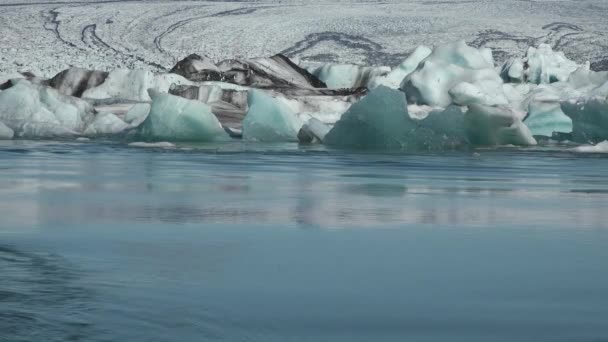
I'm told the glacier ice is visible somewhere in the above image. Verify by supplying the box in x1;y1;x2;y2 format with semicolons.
128;141;176;148
522;86;572;137
242;90;303;142
0;79;96;138
138;90;230;142
311;64;390;89
370;46;432;89
83;112;130;136
572;141;608;153
124;103;151;126
81;69;193;101
402;41;505;107
464;104;537;146
0;121;14;139
562;97;608;143
297;118;331;143
324;86;468;150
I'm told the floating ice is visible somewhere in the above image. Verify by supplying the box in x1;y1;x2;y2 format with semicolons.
83;112;130;136
0;80;95;138
124;103;151;126
402;41;505;107
370;46;432;89
324;86;467;150
525;44;579;84
562;97;608;143
0;121;14;139
522;86;572;137
242;90;303;142
311;64;390;89
297;118;331;143
82;69;193;101
464;104;537;146
128;141;176;148
572;141;608;153
139;90;230;142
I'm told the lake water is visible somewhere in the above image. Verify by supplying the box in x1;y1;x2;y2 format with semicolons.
1;140;608;342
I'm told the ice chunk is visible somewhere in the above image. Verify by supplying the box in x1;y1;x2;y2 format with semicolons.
324;86;410;149
311;64;390;89
525;44;579;84
370;46;432;89
402;41;504;107
464;104;537;146
0;80;95;138
83;112;130;136
324;86;467;150
242;90;303;142
139;90;229;142
128;141;176;148
561;97;608;143
297;118;331;143
124;103;151;126
0;121;14;139
523;87;572;136
572;141;608;153
82;69;193;101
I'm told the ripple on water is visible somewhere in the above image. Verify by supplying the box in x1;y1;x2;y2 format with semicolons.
0;246;95;342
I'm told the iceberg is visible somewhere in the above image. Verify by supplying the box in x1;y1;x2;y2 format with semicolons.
297;118;331;143
138;90;230;142
242;90;303;142
562;97;608;143
0;121;14;139
124;103;151;126
311;64;390;89
572;141;608;153
0;79;96;138
523;87;572;137
81;69;193;101
83;112;130;136
370;46;432;89
464;104;537;146
402;41;505;107
324;86;468;150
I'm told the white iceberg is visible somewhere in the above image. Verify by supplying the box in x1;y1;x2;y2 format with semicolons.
311;64;390;89
0;80;95;138
242;90;303;142
572;141;608;153
82;69;193;101
139;90;230;142
124;103;151;126
402;41;505;107
370;45;432;89
83;112;130;136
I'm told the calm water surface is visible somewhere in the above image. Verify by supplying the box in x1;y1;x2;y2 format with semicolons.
1;140;607;342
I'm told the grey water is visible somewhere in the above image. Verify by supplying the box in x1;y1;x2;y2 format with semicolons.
1;140;608;342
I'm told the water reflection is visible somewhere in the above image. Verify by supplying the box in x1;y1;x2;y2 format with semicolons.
1;141;608;229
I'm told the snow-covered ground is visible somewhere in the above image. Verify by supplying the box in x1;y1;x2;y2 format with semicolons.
0;0;607;78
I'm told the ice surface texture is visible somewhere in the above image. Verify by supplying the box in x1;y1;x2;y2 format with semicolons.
139;90;229;142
